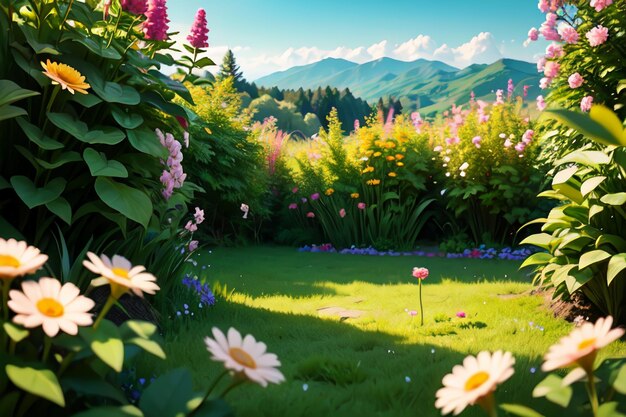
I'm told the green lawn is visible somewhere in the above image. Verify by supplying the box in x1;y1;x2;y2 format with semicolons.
143;247;625;417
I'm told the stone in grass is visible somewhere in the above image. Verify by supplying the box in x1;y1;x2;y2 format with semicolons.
317;306;364;320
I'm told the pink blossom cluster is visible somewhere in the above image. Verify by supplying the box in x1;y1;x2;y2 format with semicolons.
144;0;169;41
494;89;504;105
476;100;489;123
187;8;209;49
586;25;609;47
536;95;547;111
538;0;563;12
157;129;186;200
558;25;579;44
411;112;423;133
539;13;561;41
507;79;514;99
412;267;429;280
121;0;147;14
185;207;204;232
590;0;613;11
354;119;360;131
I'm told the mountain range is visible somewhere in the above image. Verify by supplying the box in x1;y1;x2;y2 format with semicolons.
255;57;542;115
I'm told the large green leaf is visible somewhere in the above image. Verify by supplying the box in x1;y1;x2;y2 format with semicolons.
579;249;612;270
607;254;626;285
79;320;124;372
10;176;66;208
35;151;82;170
112;107;144;129
614;363;626;394
545;108;623;147
46;197;72;225
94;178;152;228
119;320;165;358
126;128;168;158
532;374;572;407
519;252;552;269
6;364;65;406
16;118;64;150
83;148;129;178
580;176;606;197
70;405;143;417
3;322;29;343
596;234;626;252
139;368;195;417
600;193;626;206
557;151;610;168
141;91;187;118
520;233;553;250
499;404;545;417
62;375;128;404
0;79;40;107
598;403;626;417
62;32;122;60
0;104;27;121
48;112;125;145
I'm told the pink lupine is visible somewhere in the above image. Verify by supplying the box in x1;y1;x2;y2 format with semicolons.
507;79;514;99
187;8;209;48
537;95;547;111
354;119;360;131
586;25;609;46
581;96;594;112
411;112;423;132
568;73;584;89
121;0;147;14
559;25;579;44
528;27;539;41
144;0;170;41
590;0;613;11
495;89;504;105
544;61;560;78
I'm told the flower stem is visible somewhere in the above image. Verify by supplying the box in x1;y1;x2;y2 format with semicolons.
93;295;116;329
418;279;424;326
586;372;599;417
220;378;246;398
2;279;11;321
477;392;498;417
189;48;198;75
42;336;52;362
188;370;229;416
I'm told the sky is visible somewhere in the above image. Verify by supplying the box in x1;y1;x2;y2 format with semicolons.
166;0;547;80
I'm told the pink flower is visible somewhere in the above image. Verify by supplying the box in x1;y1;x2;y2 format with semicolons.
523;85;529;98
538;0;550;12
504;138;513;148
187;8;209;49
445;137;460;145
545;43;564;59
586;25;609;46
528;27;539;41
292;187;298;193
240;203;249;219
310;193;320;201
568;73;584;89
194;207;205;224
540;13;561;41
522;129;534;144
543;61;560;78
495;89;504;104
339;208;346;218
357;202;366;210
433;146;443;152
515;142;526;153
456;311;466;318
507;79;514;99
144;0;170;41
188;240;199;251
536;57;546;72
185;221;197;232
288;203;298;210
121;0;147;14
472;136;482;148
537;95;547;111
412;267;429;280
306;212;315;218
559;25;579;44
590;0;613;11
581;96;594;112
409;310;418;316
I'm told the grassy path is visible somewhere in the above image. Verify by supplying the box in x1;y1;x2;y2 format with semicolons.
143;247;625;417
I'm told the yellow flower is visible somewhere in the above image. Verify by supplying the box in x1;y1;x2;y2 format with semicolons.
41;60;90;94
388;172;397;177
397;162;405;167
373;151;382;157
325;188;334;196
350;193;360;199
395;154;405;160
386;141;396;149
362;166;374;174
386;155;395;161
366;179;381;186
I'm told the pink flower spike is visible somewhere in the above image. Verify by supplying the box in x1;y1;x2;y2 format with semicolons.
144;0;170;41
339;208;346;218
568;73;584;89
412;267;429;280
581;96;594;112
121;0;147;14
586;25;609;47
187;8;209;49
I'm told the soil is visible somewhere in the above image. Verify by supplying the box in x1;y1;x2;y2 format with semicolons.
534;287;603;324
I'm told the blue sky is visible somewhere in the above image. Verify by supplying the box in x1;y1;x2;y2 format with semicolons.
167;0;547;79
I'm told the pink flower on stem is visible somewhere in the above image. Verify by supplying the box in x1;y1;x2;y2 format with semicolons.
559;25;579;44
357;202;366;210
288;203;298;210
121;0;147;14
187;8;209;48
412;267;429;280
522;129;534;144
310;193;320;201
339;208;346;218
194;207;205;224
586;25;609;46
507;79;514;99
185;221;197;232
568;73;584;89
144;0;170;41
590;0;613;11
537;95;547;111
581;96;594;112
306;212;315;218
188;240;199;251
292;187;298;193
515;142;526;153
240;203;249;219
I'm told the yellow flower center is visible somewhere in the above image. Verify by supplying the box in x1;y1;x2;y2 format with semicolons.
578;338;596;351
36;298;64;317
465;371;490;391
0;255;20;268
229;347;257;369
112;267;130;279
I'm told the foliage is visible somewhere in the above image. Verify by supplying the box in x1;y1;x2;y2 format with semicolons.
521;105;626;323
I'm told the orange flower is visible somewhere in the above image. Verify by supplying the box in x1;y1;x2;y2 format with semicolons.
362;166;374;174
41;60;90;94
325;188;334;196
395;154;405;160
388;172;397;177
397;162;405;167
386;155;395;161
386;141;396;149
350;193;360;199
366;179;381;186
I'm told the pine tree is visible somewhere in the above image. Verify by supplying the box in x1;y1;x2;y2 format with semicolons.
217;50;244;89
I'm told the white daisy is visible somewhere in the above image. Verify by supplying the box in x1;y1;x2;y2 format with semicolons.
435;350;515;416
204;327;285;387
0;238;48;280
8;277;95;337
82;252;159;299
542;316;624;376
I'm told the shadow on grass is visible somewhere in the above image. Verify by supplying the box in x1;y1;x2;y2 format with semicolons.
147;300;562;417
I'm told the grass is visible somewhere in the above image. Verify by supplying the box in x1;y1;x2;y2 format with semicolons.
142;246;626;417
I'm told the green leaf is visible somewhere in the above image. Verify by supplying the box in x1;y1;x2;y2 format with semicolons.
607;254;626;285
590;105;625;146
520;233;553;250
141;91;187;118
579;249;612;270
70;405;143;417
119;320;158;339
126;128;167;158
62;32;122;60
147;70;194;104
35;151;82;170
195;57;216;68
18;24;60;55
532;374;572;407
3;322;29;343
46;197;72;225
139;368;195;417
0;176;10;190
10;176;66;209
0;79;40;107
94;178;152;228
6;364;65;406
0;392;20;417
47;112;126;145
614;363;626;394
597;235;626;252
557;151;610;168
79;320;124;372
83;148;129;178
564;268;593;293
62;375;128;404
127;338;166;359
600;193;626;206
16;118;64;150
0;104;27;121
598;402;626;417
187;398;234;417
112;107;144;129
520;252;552;269
499;404;545;417
581;176;606;197
70;92;103;108
546;108;623;147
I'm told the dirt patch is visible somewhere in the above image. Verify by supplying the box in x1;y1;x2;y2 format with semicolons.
317;306;364;320
534;288;603;323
